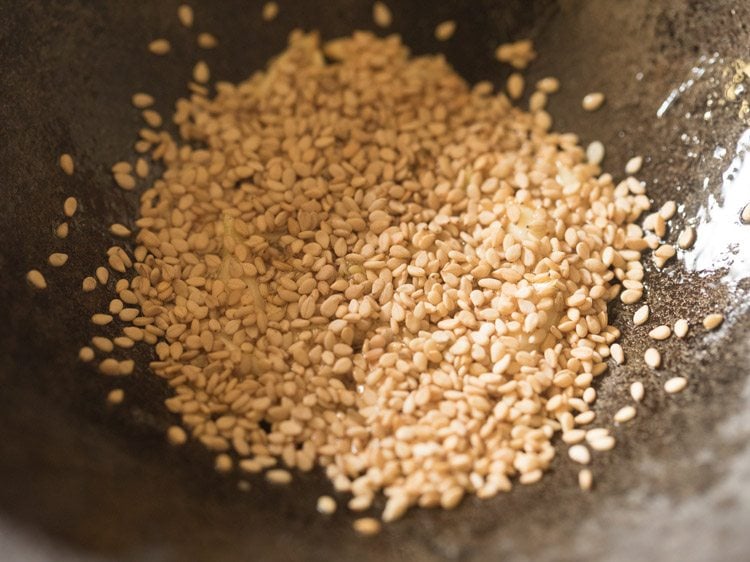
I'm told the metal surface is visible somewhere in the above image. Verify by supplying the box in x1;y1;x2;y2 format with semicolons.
0;1;749;560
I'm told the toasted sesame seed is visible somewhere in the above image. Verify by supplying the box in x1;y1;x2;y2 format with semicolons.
353;517;381;536
63;196;78;217
677;226;696;249
148;39;171;55
582;92;605;111
630;381;644;402
215;454;233;473
132;93;154;108
644;347;661;368
372;1;392;27
613;405;636;423
578;469;593;491
79;346;95;362
197;32;218;49
625;156;643;175
506;73;524;100
48;252;68;267
95;266;109;285
265;469;292;484
114;173;136;191
568;444;591;465
99;358;120;376
316;495;337;515
55;222;69;239
610;343;624;364
742;203;750;224
702;313;724;330
59;153;74;175
434;20;456;41
177;4;194;27
109;223;132;237
193;61;210;83
167;425;187;445
91;313;113;326
107;388;125;405
630;307;648;329
26;268;48;290
674;318;689;338
586;141;605;165
82;276;97;292
536;76;560;93
92;337;114;353
262;1;279;21
664;376;687;394
142;109;162;128
648;325;671;340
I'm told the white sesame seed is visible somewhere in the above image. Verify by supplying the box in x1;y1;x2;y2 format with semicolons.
316;495;337;515
659;200;677;220
197;32;218;49
582;92;605;111
702;313;724;330
633;304;650;326
677;226;696;249
167;425;187;445
26;269;47;289
109;223;132;237
82;276;96;292
353;517;381;536
193;61;210;83
586;141;605;165
664;376;687;394
568;444;591;465
78;346;95;362
266;469;292;484
55;222;69;238
578;469;593;491
625;156;643;175
506;73;524;100
132;93;154;108
673;318;689;338
589;435;616;451
48;253;68;267
630;381;644;402
613;405;636;423
644;347;661;368
610;343;624;364
620;289;643;304
648;325;671;340
536;77;559;93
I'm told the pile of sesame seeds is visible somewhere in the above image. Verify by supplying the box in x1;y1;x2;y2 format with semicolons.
25;2;741;535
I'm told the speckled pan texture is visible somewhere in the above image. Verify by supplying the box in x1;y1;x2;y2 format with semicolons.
0;1;749;561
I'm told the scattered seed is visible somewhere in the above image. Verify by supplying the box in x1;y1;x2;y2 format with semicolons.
620;289;643;304
630;381;644;402
372;1;392;27
610;343;624;364
167;425;188;445
95;266;109;285
91;313;113;326
568;444;591;465
578;469;593;491
586;141;605;165
677;226;696;249
79;346;95;362
59;153;75;175
536;76;560;94
703;313;724;331
109;223;132;237
266;469;292;484
132;93;154;108
648;325;671;340
177;4;194;27
624;156;643;175
434;20;456;41
26;269;47;289
529;91;547;112
142;109;163;128
673;318;689;338
114;172;136;190
99;358;120;376
353;517;381;536
63;196;78;217
582;92;605;111
506;73;524;100
92;337;114;353
316;495;337;515
55;222;69;239
659;200;677;220
589;436;616;452
197;32;218;49
148;39;171;55
107;388;125;405
613;405;636;423
193;61;210;83
48;252;68;267
633;304;650;326
664;376;687;394
644;347;661;368
82;276;97;292
262;1;279;21
215;454;233;473
495;39;536;69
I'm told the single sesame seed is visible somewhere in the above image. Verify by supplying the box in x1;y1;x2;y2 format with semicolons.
372;1;392;27
434;20;456;41
95;266;109;285
575;411;596;425
197;32;218;49
589;435;616;451
59;153;75;175
620;288;643;304
63;196;78;217
26;269;47;289
79;346;95;362
648;325;671;340
92;337;114;353
578;469;593;491
316;495;337;515
582;92;605;111
193;61;210;83
109;223;132;237
142;109;163;128
48;252;69;267
568;444;591;465
673;318;689;338
353;517;381;536
624;156;643;175
610;343;624;364
664;376;687;394
177;4;194;27
644;347;661;368
613;405;636;423
82;276;97;292
506;73;524;100
630;381;644;402
99;358;120;376
55;222;69;239
702;313;724;331
91;313;113;326
148;39;171;55
114;172;136;191
107;388;124;405
132;93;154;109
536;76;559;93
677;226;696;249
215;454;233;473
262;1;279;21
633;304;650;326
586;141;605;165
167;425;187;445
266;468;292;484
659;200;677;220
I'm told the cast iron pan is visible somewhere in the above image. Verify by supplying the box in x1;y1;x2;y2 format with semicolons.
1;1;749;560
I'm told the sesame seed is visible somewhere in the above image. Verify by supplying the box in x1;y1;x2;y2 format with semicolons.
92;337;114;353
578;469;593;491
613;405;636;423
586;141;605;165
659;200;677;220
265;469;292;484
648;325;671;340
55;222;69;238
702;313;724;330
82;276;97;292
625;156;643;175
664;376;687;394
644;347;661;368
353;517;381;536
59;153;74;175
677;226;696;249
26;269;47;289
114;173;136;190
107;388;125;404
262;1;279;21
630;381;644;402
78;346;95;362
575;411;597;425
506;73;524;100
91;313;113;326
95;266;109;285
582;92;605;111
633;304;650;325
132;93;154;108
98;358;120;376
48;253;68;267
372;1;392;27
568;444;591;465
610;343;624;364
434;20;456;41
109;223;132;238
197;32;218;49
589;435;616;451
142;109;162;128
148;39;171;55
177;4;194;27
193;61;210;83
167;425;187;445
673;318;689;338
495;39;536;69
620;288;643;304
536;77;559;93
63;197;78;217
215;454;233;473
316;495;337;515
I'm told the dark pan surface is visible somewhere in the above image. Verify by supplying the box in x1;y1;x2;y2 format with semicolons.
1;1;749;560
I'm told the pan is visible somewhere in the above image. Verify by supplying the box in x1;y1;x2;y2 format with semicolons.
0;0;749;560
